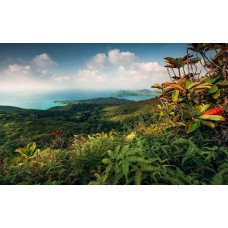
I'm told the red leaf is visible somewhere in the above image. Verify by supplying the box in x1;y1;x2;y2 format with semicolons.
201;108;224;116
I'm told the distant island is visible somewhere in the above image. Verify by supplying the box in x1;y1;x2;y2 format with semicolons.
53;97;134;106
112;89;158;97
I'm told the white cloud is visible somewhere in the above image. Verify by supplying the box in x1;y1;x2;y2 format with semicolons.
1;49;171;91
32;53;57;68
8;64;31;73
117;65;126;73
116;61;168;88
133;75;149;80
129;62;165;74
76;69;106;82
41;70;47;75
51;75;70;82
0;64;57;91
117;61;165;76
108;49;137;65
86;53;107;69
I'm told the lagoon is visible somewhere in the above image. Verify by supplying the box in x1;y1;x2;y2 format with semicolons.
0;90;155;110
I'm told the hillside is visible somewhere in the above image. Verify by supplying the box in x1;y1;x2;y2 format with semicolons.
53;97;133;106
0;105;34;114
0;43;227;185
112;89;158;97
0;97;158;159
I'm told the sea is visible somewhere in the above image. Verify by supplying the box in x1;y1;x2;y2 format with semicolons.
0;90;155;110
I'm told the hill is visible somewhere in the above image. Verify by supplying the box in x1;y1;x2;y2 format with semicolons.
112;89;158;97
1;43;227;185
52;97;133;106
0;97;158;159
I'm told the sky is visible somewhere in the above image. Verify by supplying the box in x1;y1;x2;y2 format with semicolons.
0;43;189;91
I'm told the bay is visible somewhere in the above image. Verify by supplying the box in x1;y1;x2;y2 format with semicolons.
0;90;155;110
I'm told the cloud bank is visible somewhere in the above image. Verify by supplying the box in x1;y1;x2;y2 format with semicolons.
0;49;169;91
32;53;57;68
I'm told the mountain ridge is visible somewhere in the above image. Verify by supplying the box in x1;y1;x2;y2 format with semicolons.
112;89;158;97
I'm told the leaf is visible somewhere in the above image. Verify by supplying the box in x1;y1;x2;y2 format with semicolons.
198;115;224;121
206;85;218;95
167;105;175;113
164;57;178;66
160;123;171;127
196;104;210;116
160;111;165;116
213;47;228;60
201;108;224;116
173;115;180;123
189;119;201;132
208;75;222;83
187;81;201;90
206;68;219;75
190;85;211;91
165;64;176;68
176;122;185;127
168;83;185;91
184;79;191;89
165;118;176;127
212;90;220;99
199;120;215;128
102;158;111;164
185;120;193;134
179;61;185;68
172;138;189;145
126;132;136;140
218;59;223;65
185;57;201;64
151;83;162;89
157;104;162;110
217;81;228;89
181;54;192;61
122;161;129;183
107;150;114;158
183;110;192;119
172;90;179;102
193;98;200;104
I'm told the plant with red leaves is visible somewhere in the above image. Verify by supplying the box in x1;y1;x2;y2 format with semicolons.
151;43;227;133
52;130;62;136
201;108;224;116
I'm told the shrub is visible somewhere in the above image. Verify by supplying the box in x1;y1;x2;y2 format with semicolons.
152;43;227;139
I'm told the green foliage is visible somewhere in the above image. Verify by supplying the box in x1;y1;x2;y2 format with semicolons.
189;119;200;132
0;43;227;185
152;43;228;134
1;129;227;185
15;142;39;159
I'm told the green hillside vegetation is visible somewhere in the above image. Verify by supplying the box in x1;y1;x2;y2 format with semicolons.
53;97;133;105
0;43;227;185
112;89;158;97
0;98;157;159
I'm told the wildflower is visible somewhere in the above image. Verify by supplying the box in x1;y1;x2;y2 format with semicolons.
52;130;62;136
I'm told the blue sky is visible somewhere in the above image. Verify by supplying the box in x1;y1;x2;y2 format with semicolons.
0;43;188;91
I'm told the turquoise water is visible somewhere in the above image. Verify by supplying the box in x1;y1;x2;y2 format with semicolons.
0;90;154;110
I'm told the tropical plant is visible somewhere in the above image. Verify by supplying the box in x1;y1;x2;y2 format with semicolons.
152;43;228;135
15;142;40;159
